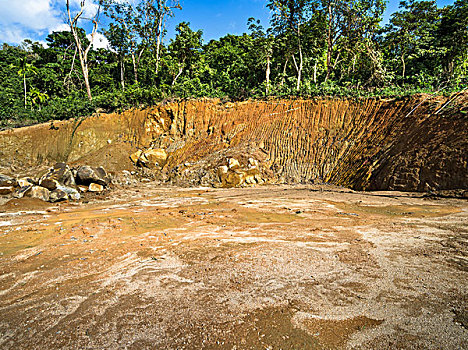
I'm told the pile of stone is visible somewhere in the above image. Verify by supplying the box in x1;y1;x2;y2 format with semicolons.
0;163;110;203
218;158;263;187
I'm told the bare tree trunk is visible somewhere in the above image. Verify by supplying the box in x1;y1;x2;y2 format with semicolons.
81;61;92;100
290;25;304;91
401;54;406;79
280;58;289;87
292;51;303;91
23;74;27;108
120;55;125;90
131;53;138;84
326;4;333;81
66;0;100;101
265;55;271;95
313;61;317;84
172;65;184;86
297;40;303;91
132;48;145;84
155;2;163;74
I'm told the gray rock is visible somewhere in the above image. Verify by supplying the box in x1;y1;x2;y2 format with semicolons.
56;184;80;201
49;189;68;203
40;163;75;188
74;166;110;186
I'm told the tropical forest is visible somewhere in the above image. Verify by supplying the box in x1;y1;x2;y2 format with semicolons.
0;0;466;128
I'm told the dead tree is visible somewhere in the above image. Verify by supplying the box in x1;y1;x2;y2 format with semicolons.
66;0;101;101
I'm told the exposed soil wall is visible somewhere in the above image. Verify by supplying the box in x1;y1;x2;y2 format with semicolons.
0;94;466;191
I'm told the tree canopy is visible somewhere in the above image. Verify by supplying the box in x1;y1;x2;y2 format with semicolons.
0;0;466;128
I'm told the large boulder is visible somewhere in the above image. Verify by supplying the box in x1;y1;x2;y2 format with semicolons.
143;148;168;168
56;184;80;201
40;163;75;189
218;158;263;188
25;186;50;202
74;166;110;186
130;150;145;165
0;175;17;187
130;148;167;169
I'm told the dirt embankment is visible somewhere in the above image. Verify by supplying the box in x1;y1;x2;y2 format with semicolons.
0;94;466;192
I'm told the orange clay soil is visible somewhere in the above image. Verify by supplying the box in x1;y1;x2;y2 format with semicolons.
0;184;467;349
1;95;467;192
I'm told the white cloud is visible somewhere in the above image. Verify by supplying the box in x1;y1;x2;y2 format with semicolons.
88;32;111;50
0;0;101;44
0;0;60;31
50;23;71;33
69;0;100;18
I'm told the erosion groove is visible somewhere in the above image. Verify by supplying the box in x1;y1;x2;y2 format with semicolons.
0;95;466;192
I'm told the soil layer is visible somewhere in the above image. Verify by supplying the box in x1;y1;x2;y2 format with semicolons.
0;185;467;349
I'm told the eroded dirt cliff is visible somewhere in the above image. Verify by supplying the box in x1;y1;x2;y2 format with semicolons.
1;94;466;192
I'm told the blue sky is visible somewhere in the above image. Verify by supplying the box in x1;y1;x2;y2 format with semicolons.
0;0;457;48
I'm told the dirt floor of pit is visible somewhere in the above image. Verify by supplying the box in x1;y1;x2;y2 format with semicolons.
0;184;467;349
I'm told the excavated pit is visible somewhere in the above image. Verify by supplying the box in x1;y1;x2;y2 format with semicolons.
0;96;467;349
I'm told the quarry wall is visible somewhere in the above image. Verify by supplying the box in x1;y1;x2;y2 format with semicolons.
0;95;466;192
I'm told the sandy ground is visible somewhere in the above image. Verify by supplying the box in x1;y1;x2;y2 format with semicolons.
0;184;467;349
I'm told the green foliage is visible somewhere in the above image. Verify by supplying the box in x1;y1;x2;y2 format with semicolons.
1;0;467;129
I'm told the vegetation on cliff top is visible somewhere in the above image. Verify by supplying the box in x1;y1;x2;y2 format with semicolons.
0;0;467;128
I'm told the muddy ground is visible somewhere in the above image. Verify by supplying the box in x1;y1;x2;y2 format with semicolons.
0;184;467;349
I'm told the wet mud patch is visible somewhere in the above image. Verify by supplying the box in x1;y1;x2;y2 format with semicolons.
0;198;54;212
293;313;383;349
0;225;56;257
236;208;300;224
332;202;461;218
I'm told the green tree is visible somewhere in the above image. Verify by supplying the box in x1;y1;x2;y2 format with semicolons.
167;22;203;86
248;18;275;95
11;57;38;107
136;0;181;76
268;0;312;90
383;0;440;84
437;0;468;83
101;0;143;87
